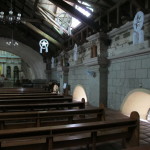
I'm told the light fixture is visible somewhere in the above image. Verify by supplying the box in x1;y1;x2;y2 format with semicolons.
6;41;18;46
86;70;96;77
0;0;21;24
6;25;19;47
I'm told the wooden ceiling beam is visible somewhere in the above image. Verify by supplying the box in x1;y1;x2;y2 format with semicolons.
64;0;93;14
49;0;99;30
131;0;144;10
32;0;39;17
21;0;26;16
22;21;62;48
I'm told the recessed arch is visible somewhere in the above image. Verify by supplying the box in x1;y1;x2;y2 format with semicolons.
0;37;46;79
121;88;150;120
73;84;87;102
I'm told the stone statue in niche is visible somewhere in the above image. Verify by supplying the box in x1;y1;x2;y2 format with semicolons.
133;11;144;44
51;57;55;68
57;56;61;67
73;43;78;61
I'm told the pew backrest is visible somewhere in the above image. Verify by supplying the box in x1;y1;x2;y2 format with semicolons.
0;108;105;129
0;97;72;104
0;111;139;150
0;101;85;112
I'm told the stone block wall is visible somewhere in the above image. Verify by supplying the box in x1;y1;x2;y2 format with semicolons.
108;53;150;109
107;13;150;110
68;66;89;98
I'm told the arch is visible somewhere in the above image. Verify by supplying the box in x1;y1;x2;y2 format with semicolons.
0;37;46;79
73;84;87;102
121;88;150;120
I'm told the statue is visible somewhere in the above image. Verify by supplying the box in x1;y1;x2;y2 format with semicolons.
51;57;55;68
133;11;144;44
73;43;78;61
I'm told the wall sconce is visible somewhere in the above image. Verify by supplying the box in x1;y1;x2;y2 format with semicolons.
86;70;96;78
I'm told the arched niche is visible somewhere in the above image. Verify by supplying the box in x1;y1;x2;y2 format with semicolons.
73;85;87;102
121;88;150;120
0;37;46;79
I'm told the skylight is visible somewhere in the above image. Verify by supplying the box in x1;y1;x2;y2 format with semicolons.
71;2;93;29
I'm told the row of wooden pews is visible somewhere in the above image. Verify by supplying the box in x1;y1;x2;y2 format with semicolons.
0;88;140;150
0;88;50;94
0;89;85;112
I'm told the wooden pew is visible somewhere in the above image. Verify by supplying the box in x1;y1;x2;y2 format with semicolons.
0;97;72;104
0;92;58;95
123;145;150;150
0;101;85;112
0;94;65;100
0;93;62;96
0;111;139;150
0;88;48;94
0;107;105;129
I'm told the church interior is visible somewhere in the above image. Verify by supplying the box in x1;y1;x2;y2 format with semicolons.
0;0;150;149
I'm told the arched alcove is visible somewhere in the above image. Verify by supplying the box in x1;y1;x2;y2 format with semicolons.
73;85;87;102
0;37;46;79
121;88;150;120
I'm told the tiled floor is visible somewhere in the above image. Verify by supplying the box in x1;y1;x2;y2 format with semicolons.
105;108;150;149
105;108;150;145
140;121;150;145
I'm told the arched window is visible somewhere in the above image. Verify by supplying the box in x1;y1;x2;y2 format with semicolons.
6;66;11;78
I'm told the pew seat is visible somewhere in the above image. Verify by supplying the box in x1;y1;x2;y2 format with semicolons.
0;111;139;150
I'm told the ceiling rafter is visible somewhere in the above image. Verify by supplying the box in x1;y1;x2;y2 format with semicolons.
131;0;144;10
21;21;62;48
49;0;99;30
76;0;110;13
32;0;39;17
64;0;93;14
37;6;69;35
21;0;26;16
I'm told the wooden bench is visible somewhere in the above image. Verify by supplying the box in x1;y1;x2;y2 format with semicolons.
0;101;85;112
0;88;49;94
0;111;139;150
0;107;105;129
123;145;150;150
0;97;72;104
0;94;65;100
0;93;62;96
0;92;59;96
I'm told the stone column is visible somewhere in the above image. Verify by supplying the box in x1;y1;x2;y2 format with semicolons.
58;67;69;94
98;32;109;107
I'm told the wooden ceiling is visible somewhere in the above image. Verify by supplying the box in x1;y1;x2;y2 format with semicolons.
0;0;149;57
